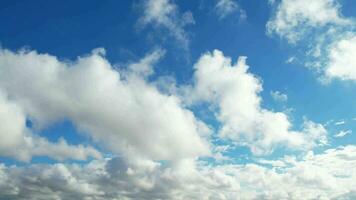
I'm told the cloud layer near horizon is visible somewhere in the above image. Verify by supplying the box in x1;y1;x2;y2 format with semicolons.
2;145;356;199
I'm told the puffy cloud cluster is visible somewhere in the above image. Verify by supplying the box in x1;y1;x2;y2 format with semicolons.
185;50;327;155
1;47;326;160
267;0;356;82
0;48;210;162
0;46;334;199
267;0;349;43
1;145;356;199
1;0;355;198
0;157;241;200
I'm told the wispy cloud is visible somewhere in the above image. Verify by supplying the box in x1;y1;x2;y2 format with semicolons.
215;0;246;20
138;0;195;49
270;90;288;102
334;120;346;126
334;130;352;138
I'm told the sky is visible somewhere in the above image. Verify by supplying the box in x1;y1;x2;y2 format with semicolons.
0;0;356;199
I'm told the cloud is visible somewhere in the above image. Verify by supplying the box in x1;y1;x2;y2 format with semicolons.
138;0;194;49
0;47;210;162
334;130;352;138
0;47;341;199
267;0;349;43
184;50;327;155
1;46;329;162
0;158;242;200
2;145;356;199
215;0;246;20
334;120;346;125
0;91;101;162
325;34;356;81
267;0;356;82
270;90;288;102
286;56;297;64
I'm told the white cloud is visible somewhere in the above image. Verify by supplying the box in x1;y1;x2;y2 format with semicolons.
0;47;343;199
302;119;328;146
0;91;101;162
267;0;349;43
138;0;194;49
334;130;352;138
256;158;287;168
270;90;288;102
267;0;356;82
0;158;242;200
215;0;246;20
185;50;327;155
326;34;356;81
2;145;356;199
334;120;346;125
0;47;210;162
1;46;329;163
286;56;297;63
127;48;165;77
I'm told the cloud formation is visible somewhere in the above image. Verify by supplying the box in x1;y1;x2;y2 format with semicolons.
326;35;356;80
267;0;349;43
2;145;356;199
1;0;356;199
138;0;195;49
185;50;327;155
267;0;356;82
0;48;210;162
270;90;288;102
215;0;246;20
334;130;352;138
0;90;101;162
0;47;336;199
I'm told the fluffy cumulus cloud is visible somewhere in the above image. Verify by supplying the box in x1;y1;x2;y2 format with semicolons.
0;46;340;199
267;0;349;43
267;0;356;82
185;50;327;155
138;0;195;49
0;90;101;162
2;0;356;198
2;145;356;199
0;48;210;162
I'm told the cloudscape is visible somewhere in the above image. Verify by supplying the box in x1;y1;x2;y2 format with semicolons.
1;0;356;199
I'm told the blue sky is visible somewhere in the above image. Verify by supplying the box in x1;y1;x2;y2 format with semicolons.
1;0;356;199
